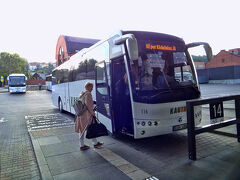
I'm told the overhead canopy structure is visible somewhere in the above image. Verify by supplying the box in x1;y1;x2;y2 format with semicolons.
55;35;99;66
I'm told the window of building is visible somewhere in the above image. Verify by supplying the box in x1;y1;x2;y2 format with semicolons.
222;58;225;63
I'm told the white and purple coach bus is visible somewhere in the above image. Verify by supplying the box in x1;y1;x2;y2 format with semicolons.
7;73;27;93
52;30;212;139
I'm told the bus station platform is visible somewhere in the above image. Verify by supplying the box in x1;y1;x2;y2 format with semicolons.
28;112;240;180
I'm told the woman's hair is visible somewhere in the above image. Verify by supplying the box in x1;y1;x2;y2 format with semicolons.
85;82;93;89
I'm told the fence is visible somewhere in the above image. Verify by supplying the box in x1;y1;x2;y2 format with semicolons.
186;95;240;160
197;65;240;83
27;79;46;85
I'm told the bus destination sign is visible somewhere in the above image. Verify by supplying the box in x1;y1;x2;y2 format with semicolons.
146;43;176;51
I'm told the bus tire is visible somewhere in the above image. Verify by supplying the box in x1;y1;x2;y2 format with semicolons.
58;98;64;113
111;131;123;139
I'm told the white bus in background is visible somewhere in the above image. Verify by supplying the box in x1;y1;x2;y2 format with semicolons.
46;74;52;91
7;73;27;93
52;30;212;139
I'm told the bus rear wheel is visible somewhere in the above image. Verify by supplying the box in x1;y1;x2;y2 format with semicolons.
58;98;64;113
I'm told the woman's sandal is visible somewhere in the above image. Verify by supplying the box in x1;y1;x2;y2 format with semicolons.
80;145;90;151
94;142;103;149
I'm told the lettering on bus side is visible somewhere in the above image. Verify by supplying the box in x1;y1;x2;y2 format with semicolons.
71;97;79;107
170;106;187;114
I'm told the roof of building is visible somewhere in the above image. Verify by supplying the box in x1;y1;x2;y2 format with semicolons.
32;73;46;80
218;49;240;57
64;36;99;54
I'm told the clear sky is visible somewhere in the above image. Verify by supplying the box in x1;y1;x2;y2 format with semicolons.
0;0;239;63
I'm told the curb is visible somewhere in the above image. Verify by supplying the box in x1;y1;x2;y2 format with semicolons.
28;131;53;180
0;90;8;93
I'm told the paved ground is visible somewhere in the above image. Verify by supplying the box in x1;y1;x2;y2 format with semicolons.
28;84;240;180
0;91;44;180
1;84;240;180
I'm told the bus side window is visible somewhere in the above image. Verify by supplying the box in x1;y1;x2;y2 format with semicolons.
96;63;108;95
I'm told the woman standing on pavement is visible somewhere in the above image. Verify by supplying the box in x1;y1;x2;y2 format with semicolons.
75;82;103;150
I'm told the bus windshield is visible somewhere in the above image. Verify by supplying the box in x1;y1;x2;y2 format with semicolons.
9;76;26;86
128;40;200;103
131;51;196;90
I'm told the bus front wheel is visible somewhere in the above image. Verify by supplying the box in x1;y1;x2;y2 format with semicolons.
58;98;64;113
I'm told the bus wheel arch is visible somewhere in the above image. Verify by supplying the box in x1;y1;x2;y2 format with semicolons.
58;97;64;113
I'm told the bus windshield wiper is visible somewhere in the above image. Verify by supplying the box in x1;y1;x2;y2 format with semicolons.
150;90;171;98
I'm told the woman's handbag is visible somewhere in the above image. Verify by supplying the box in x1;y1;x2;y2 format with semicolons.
86;116;108;139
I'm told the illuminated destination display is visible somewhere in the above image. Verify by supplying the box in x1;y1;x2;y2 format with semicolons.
146;43;176;51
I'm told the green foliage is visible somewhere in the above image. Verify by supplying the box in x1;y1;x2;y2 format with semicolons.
35;63;55;74
0;52;29;80
192;55;208;62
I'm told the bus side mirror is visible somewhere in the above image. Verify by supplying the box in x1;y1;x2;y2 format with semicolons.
186;42;213;62
26;77;28;80
7;76;9;81
126;37;139;62
114;34;139;62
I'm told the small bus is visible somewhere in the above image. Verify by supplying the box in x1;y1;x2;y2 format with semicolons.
46;74;52;91
7;73;27;93
52;30;212;139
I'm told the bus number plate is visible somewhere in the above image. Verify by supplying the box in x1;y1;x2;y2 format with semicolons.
209;102;224;124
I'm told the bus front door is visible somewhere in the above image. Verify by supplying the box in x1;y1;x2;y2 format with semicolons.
95;61;113;133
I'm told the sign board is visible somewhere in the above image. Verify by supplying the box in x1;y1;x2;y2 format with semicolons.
209;102;224;124
0;76;3;82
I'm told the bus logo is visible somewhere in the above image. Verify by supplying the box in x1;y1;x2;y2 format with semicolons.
170;106;187;114
71;97;79;106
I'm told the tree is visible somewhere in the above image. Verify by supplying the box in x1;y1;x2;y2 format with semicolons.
192;55;208;62
0;52;29;81
36;63;55;74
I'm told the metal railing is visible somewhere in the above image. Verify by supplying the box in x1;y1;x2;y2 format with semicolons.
186;95;240;160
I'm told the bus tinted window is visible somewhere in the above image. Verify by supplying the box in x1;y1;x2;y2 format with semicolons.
73;59;97;81
52;69;68;84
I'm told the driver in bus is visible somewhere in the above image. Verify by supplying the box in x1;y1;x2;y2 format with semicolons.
152;67;167;89
140;54;153;90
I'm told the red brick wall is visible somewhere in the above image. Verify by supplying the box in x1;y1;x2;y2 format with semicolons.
206;50;240;68
27;80;46;85
55;35;70;66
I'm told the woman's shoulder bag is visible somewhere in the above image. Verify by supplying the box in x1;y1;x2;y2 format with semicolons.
86;116;108;139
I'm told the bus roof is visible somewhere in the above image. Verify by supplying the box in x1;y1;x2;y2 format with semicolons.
123;30;185;44
8;73;26;77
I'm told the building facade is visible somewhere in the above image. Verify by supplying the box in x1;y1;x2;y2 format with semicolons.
206;48;240;68
55;35;99;66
